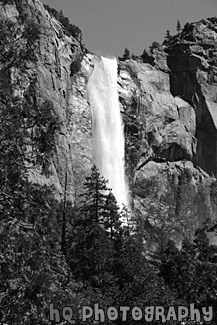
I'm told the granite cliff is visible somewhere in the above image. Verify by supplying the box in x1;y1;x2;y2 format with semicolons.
0;0;93;205
1;0;217;245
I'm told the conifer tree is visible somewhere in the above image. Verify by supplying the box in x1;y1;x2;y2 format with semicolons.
160;234;217;322
149;41;161;53
122;48;131;60
67;166;114;280
102;192;122;239
176;19;181;33
164;30;172;44
78;165;110;225
165;29;171;39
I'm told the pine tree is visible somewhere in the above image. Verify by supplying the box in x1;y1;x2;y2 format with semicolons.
176;20;181;33
122;48;131;60
165;30;171;39
78;165;110;225
163;30;172;45
149;41;161;53
160;234;217;322
44;4;83;42
102;192;122;239
67;166;114;281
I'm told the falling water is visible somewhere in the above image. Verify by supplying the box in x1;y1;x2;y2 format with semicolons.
87;56;128;209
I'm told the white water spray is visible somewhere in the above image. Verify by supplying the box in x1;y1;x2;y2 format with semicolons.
87;56;128;209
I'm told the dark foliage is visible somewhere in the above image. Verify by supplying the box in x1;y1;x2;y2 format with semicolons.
70;56;82;76
160;233;217;324
43;4;83;43
0;18;40;71
65;166;182;325
119;48;131;61
0;0;14;5
0;11;73;324
149;41;161;53
141;48;155;65
163;30;173;45
123;48;131;59
176;19;182;33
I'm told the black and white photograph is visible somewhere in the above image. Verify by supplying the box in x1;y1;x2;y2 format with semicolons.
0;0;217;323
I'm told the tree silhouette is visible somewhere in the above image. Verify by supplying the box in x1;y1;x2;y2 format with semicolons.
176;20;181;33
149;41;161;53
66;166;116;282
163;30;172;45
43;4;83;42
102;192;122;239
122;48;131;60
160;233;217;323
78;165;110;224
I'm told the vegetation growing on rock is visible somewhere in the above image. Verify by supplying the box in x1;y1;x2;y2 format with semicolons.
176;19;182;33
43;4;83;43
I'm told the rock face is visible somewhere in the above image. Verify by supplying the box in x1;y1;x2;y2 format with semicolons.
118;61;197;164
117;20;217;243
1;1;217;244
167;18;217;176
0;0;94;204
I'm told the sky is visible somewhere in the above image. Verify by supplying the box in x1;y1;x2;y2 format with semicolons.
42;0;217;57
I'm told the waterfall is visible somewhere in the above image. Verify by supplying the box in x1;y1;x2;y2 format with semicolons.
87;56;128;209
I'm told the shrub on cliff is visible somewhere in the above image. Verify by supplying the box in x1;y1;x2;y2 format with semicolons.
119;48;131;61
43;4;83;43
0;0;14;4
0;17;40;70
70;55;82;76
163;30;173;45
149;41;161;53
141;48;155;64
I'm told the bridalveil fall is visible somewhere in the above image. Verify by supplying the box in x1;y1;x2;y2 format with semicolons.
87;56;128;209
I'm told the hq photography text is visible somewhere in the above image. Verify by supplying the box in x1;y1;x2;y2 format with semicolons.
49;303;213;324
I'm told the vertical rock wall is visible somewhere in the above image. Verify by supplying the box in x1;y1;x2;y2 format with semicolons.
117;53;216;246
0;0;94;204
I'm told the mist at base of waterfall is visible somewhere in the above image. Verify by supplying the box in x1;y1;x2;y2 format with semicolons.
87;56;129;210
